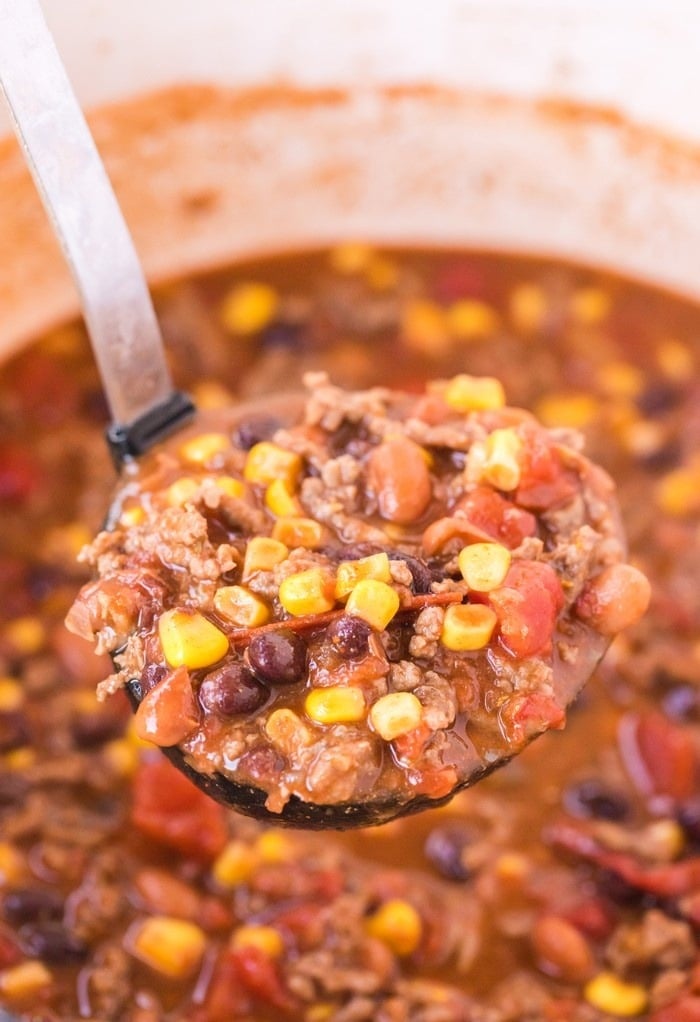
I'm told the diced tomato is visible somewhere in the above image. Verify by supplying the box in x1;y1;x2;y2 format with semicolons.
618;710;698;802
412;393;451;425
650;999;700;1022
499;691;566;745
456;486;537;549
131;757;228;863
515;428;579;510
489;560;564;659
229;945;298;1014
409;765;460;800
133;665;200;746
194;948;251;1022
392;722;432;765
0;442;39;504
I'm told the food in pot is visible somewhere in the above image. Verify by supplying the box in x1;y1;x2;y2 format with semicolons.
1;246;699;1021
66;372;647;814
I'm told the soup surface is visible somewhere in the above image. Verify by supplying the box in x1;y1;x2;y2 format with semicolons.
1;246;700;1020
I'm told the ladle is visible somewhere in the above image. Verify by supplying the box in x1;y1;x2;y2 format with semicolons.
0;0;616;829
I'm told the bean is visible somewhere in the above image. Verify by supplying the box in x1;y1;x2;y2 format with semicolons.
574;563;651;635
563;779;630;822
388;552;435;594
326;615;372;659
3;888;64;926
677;797;700;844
531;913;594;983
234;415;281;450
19;921;88;964
199;663;269;716
366;437;432;524
0;711;30;754
247;630;307;685
424;825;474;882
259;321;304;351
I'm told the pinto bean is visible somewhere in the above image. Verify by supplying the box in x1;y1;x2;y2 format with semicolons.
531;913;595;983
421;516;494;557
366;437;432;524
574;563;651;635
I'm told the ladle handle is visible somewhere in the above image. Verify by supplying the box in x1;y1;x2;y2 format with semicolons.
0;0;193;461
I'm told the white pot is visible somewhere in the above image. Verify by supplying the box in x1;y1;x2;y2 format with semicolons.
2;0;700;358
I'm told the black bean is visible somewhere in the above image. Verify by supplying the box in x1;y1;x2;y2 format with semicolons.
0;711;29;754
3;888;64;926
19;922;88;964
659;681;700;722
199;663;269;716
247;630;307;685
234;415;281;451
388;552;435;594
259;320;304;351
140;662;168;695
381;622;411;663
71;709;125;748
424;825;474;882
677;797;700;844
636;382;681;417
563;779;630;822
326;615;372;659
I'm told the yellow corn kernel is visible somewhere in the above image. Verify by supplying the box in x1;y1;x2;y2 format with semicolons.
265;708;313;755
443;373;505;413
369;692;423;741
265;478;302;517
0;841;25;885
272;517;324;550
220;281;278;335
494;852;531;886
255;829;296;864
584;972;648;1017
0;677;23;712
509;282;548;333
45;520;93;560
306;1005;335;1022
213;586;270;628
305;685;366;724
231;924;285;958
365;254;399;292
4;616;45;656
192;380;234;410
441;603;498;651
126;715;157;751
165;477;200;506
120;504;146;527
130;916;206;978
621;419;665;459
242;537;289;578
345;579;400;631
365;899;423;956
446;299;499;341
570;285;612;325
458;543;511;592
4;747;35;771
158;609;229;669
656;464;700;517
213;475;246;500
643;819;686;862
535;392;598;430
103;738;140;778
597;361;645;399
244;442;302;489
0;960;52;999
212;839;258;888
657;337;694;381
482;428;523;491
278;569;336;616
401;299;450;356
329;242;373;275
179;432;230;466
335;552;392;599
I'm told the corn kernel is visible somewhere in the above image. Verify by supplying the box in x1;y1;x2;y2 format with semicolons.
120;504;146;527
369;692;423;741
441;603;497;651
305;685;366;724
4;616;45;656
231;924;285;958
597;361;644;399
272;517;324;550
345;579;400;631
401;299;450;356
244;442;302;489
584;972;648;1017
446;299;499;341
4;747;35;770
570;286;611;325
126;716;157;751
365;899;423;956
179;432;230;466
212;839;258;888
0;841;25;885
443;373;505;413
335;552;392;599
494;852;531;886
220;281;278;334
265;478;302;517
509;282;548;333
458;543;511;592
213;475;246;500
242;536;289;578
0;677;23;712
621;419;665;459
158;609;229;668
657;338;694;381
44;521;93;560
643;819;686;861
329;242;373;274
192;380;234;410
0;960;52;999
482;428;523;491
255;829;296;864
103;738;140;778
365;254;399;291
306;1005;335;1022
535;392;598;430
213;586;270;628
265;708;313;755
165;477;200;506
129;916;206;978
278;569;336;616
656;464;700;517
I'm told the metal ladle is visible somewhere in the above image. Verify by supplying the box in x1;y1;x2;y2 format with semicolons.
0;1;615;829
